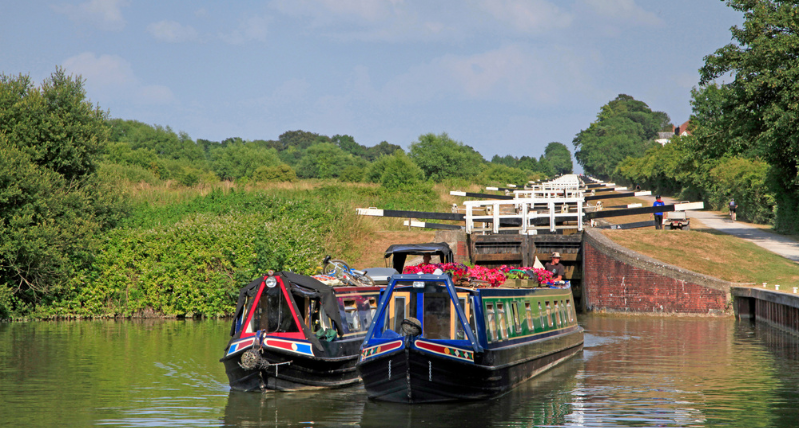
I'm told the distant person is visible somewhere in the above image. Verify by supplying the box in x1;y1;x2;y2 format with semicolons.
545;252;566;283
422;254;432;265
653;195;665;230
729;199;738;221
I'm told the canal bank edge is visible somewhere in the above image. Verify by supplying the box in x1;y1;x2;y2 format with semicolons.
583;228;736;316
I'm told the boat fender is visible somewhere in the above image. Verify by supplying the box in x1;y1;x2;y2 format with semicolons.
400;317;422;337
240;349;267;370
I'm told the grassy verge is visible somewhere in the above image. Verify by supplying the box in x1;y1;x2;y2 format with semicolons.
601;227;799;286
40;179;451;318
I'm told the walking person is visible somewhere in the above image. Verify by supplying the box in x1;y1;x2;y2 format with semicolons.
729;198;737;221
653;195;665;229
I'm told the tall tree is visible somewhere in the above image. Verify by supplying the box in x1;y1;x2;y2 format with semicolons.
697;0;799;231
543;142;573;175
0;69;125;315
573;94;671;179
408;133;485;181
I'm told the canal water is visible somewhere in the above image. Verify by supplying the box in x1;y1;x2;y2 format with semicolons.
1;314;797;427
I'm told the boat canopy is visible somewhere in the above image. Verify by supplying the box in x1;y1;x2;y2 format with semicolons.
384;242;454;272
227;271;345;349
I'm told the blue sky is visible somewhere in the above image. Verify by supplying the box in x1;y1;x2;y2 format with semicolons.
2;1;742;170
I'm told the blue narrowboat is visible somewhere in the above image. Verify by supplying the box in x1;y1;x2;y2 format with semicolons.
221;271;381;391
356;273;583;403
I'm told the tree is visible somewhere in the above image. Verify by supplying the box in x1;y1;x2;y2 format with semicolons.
696;0;799;231
543;142;573;175
295;143;367;179
408;133;485;181
573;94;670;179
0;69;125;315
378;150;424;189
209;141;281;180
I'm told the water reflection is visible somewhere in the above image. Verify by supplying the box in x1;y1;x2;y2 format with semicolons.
1;315;798;427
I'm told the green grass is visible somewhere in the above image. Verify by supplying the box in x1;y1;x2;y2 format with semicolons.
603;228;799;288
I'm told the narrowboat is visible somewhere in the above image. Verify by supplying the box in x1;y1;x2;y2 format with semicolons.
356;273;583;403
221;271;381;391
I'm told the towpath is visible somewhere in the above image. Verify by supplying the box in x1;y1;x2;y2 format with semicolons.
636;194;799;263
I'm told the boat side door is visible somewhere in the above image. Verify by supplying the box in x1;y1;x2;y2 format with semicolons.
386;291;412;333
450;292;473;340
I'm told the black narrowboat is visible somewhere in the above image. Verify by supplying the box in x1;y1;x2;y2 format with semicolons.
221;271;381;391
356;273;583;403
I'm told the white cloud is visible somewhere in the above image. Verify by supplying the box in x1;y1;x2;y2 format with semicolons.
579;0;663;27
147;20;199;43
270;0;403;22
381;44;593;105
52;0;128;31
219;15;270;44
480;0;572;33
62;52;175;105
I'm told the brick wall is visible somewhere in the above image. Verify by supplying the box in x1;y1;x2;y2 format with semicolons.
583;229;732;315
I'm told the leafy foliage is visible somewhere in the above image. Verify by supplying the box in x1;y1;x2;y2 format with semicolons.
252;164;297;182
573;94;671;179
409;132;486;181
543;142;573;175
0;69;126;317
477;163;530;186
696;0;799;231
295;142;367;179
377;150;424;189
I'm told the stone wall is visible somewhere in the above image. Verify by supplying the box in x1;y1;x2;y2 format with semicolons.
582;228;733;315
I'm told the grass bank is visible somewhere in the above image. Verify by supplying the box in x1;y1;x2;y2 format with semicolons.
37;180;451;319
601;227;799;286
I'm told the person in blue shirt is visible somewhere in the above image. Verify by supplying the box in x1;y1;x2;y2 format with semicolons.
653;195;665;229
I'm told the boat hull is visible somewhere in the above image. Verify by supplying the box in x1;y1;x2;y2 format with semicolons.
358;327;583;403
221;337;364;392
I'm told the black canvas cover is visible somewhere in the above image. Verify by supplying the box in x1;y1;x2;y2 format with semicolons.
383;242;453;272
229;275;265;338
280;271;344;337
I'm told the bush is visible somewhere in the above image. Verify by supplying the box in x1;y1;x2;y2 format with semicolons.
379;151;424;189
477;164;529;186
338;165;364;182
252;164;297;183
409;133;486;181
708;157;775;224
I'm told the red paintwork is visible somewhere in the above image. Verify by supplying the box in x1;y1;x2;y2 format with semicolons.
240;276;267;339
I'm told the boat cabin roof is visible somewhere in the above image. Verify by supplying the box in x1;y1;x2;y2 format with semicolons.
383;242;453;272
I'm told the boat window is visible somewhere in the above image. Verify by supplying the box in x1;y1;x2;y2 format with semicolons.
545;301;553;327
453;296;471;340
510;302;521;334
316;304;330;330
380;292;416;336
469;296;478;336
538;302;544;330
566;300;574;322
369;297;378;319
361;299;373;330
497;303;507;340
394;296;406;330
552;300;561;325
486;303;496;342
562;300;569;324
422;292;451;340
258;287;300;333
344;299;361;331
525;302;533;331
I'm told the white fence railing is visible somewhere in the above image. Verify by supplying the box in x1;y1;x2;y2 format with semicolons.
464;197;584;235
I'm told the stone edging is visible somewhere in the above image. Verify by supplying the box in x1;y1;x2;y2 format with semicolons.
732;286;799;309
583;228;743;293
